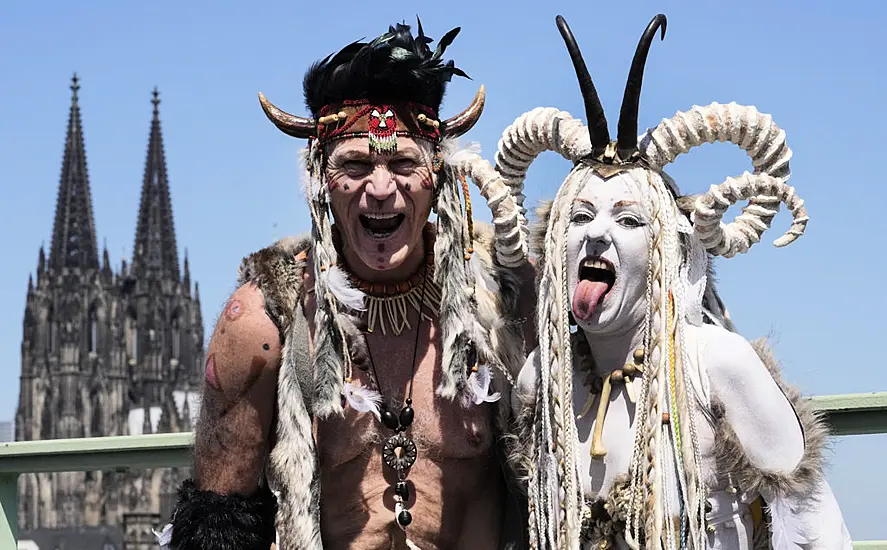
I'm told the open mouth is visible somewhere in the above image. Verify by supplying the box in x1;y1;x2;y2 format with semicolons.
579;257;616;290
359;213;405;239
572;256;616;321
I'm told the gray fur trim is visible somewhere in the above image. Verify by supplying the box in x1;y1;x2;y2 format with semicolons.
237;217;530;548
237;236;311;334
471;222;527;432
433;163;476;400
268;307;323;549
709;337;829;503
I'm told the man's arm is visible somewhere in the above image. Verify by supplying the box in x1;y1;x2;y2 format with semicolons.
194;281;282;493
167;282;282;550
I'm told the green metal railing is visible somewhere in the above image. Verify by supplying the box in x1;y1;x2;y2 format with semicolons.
1;392;885;549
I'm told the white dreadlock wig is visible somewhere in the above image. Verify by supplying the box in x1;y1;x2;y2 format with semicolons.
255;20;513;414
491;14;809;550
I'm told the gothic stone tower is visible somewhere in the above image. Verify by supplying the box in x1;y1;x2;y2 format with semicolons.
16;75;204;533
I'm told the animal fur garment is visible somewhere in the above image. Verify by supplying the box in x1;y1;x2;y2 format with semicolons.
167;479;278;550
233;220;529;549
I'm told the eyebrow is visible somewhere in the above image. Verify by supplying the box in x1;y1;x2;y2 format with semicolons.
332;146;425;163
613;200;639;208
335;150;372;162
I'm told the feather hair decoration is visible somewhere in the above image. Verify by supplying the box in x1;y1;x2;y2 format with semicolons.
344;380;383;421
444;139;483;165
153;523;172;547
302;17;469;117
462;364;502;407
326;265;367;312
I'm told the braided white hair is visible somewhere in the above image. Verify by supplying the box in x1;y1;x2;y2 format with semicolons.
489;14;809;550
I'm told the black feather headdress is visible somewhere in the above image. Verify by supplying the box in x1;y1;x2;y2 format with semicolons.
303;19;469;117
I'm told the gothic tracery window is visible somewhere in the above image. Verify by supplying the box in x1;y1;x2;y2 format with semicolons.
171;315;181;359
127;315;138;363
88;306;98;352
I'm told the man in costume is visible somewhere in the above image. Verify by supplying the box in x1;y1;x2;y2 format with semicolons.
159;20;534;550
503;14;853;550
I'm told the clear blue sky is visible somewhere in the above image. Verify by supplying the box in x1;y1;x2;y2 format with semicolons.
1;0;884;540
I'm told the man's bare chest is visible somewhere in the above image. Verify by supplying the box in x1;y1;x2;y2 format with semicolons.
314;320;496;470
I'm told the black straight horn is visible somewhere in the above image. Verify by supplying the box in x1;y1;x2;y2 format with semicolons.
555;15;610;153
616;14;667;157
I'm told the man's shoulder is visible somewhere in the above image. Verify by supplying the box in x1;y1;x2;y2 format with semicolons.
236;234;314;332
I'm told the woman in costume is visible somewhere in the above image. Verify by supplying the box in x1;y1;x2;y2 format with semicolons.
487;13;852;550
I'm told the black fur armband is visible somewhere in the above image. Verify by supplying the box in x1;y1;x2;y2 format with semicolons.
167;479;277;550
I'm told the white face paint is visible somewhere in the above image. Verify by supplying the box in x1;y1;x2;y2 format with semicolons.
566;168;651;337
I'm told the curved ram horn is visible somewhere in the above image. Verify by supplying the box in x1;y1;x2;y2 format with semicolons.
441;85;486;138
616;14;666;156
257;92;316;139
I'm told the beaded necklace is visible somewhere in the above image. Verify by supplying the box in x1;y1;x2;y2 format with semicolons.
362;262;429;535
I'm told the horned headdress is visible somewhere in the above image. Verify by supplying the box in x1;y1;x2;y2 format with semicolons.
257;20;516;417
453;13;809;550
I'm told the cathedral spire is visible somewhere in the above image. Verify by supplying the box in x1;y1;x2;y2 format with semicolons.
183;248;191;293
37;245;46;282
131;87;180;282
48;73;100;272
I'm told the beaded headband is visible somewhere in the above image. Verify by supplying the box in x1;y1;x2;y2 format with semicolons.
257;86;487;151
316;100;441;154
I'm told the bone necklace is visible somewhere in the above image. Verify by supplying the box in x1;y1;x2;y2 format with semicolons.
576;347;645;458
362;263;429;540
341;223;442;336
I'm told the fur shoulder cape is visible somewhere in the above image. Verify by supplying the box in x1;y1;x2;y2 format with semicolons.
233;220;532;549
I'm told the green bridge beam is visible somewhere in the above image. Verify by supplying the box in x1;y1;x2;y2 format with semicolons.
0;391;883;549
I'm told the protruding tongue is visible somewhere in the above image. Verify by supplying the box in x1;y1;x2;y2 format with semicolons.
572;280;610;321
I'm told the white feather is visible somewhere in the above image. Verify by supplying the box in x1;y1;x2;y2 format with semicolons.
344;381;382;421
326;265;366;311
463;364;501;407
153;523;173;547
444;139;483;166
766;492;819;550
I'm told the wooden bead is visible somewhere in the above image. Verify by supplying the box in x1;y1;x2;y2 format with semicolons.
623;364;638;377
662;412;671;424
610;370;624;383
633;348;645;363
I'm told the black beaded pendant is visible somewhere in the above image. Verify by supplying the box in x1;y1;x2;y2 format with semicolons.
395;481;410;501
381;408;399;431
397;509;413;527
399;406;414;428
